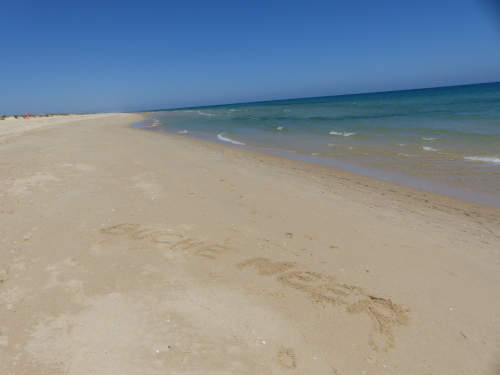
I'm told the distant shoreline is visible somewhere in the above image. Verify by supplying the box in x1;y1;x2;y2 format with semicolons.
1;113;77;120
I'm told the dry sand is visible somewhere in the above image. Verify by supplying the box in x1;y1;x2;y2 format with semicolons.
1;113;499;374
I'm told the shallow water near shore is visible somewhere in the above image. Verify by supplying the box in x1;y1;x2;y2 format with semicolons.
135;82;500;207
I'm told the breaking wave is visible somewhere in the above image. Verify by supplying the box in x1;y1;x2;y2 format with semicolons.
464;156;500;163
217;133;246;145
330;131;356;137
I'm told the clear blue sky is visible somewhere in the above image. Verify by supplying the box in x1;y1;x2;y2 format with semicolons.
1;0;500;114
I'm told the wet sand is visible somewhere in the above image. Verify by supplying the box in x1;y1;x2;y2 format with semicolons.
1;113;499;374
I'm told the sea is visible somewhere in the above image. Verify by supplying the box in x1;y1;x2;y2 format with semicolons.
135;82;500;207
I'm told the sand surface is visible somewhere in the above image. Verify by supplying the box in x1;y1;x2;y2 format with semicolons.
1;113;499;374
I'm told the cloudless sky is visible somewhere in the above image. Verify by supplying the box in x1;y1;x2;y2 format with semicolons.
1;0;500;114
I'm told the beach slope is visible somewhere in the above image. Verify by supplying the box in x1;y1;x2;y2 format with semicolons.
1;113;499;374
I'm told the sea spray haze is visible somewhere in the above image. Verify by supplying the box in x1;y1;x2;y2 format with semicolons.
145;83;500;196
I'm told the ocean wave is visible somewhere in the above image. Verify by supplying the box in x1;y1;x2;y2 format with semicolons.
423;146;438;151
277;127;283;130
421;137;436;140
178;130;188;133
197;111;217;117
416;129;500;140
328;143;355;149
330;131;356;137
464;156;500;163
217;133;246;145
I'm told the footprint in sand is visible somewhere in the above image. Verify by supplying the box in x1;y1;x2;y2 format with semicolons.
276;347;297;369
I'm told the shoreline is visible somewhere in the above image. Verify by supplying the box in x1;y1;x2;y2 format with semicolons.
1;113;499;374
134;113;500;209
133;115;500;221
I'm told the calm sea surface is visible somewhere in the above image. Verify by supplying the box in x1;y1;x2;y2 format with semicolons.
136;83;500;206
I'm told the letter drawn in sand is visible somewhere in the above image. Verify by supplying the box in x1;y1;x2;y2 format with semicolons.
101;223;140;236
101;223;178;244
100;224;236;260
237;257;409;352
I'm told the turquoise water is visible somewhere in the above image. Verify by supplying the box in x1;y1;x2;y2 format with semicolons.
139;83;500;203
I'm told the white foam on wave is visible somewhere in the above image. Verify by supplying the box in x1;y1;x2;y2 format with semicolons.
330;131;356;137
277;127;283;130
217;133;246;145
178;130;188;134
197;111;217;117
145;119;160;128
423;146;438;151
464;156;500;163
422;137;436;140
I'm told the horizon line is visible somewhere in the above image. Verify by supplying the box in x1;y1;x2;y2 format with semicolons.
141;80;500;113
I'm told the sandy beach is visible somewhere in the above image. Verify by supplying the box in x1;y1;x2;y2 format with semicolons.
1;113;499;374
